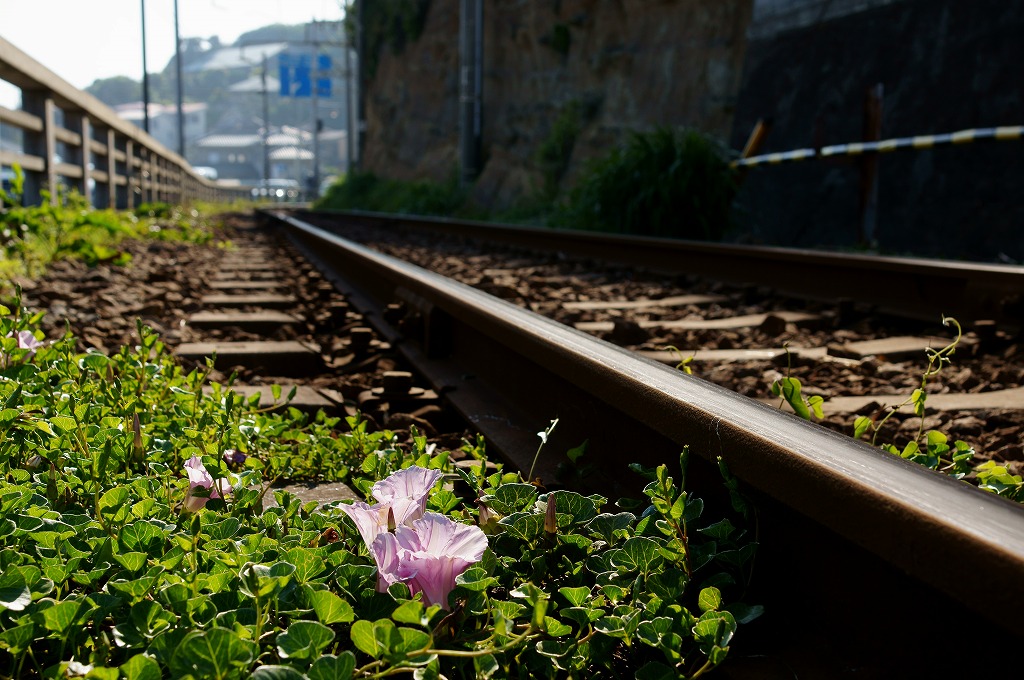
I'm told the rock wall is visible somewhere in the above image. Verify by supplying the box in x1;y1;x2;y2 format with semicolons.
362;0;754;208
731;0;1024;261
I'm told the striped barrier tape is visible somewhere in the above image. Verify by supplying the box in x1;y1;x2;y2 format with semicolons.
732;125;1024;168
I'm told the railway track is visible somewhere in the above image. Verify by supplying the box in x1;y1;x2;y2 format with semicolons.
223;209;1024;674
35;211;1019;675
292;209;1024;469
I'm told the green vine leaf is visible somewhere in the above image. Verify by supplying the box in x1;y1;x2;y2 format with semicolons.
309;589;355;625
0;567;31;612
277;620;336;661
698;586;722;613
169;628;257;679
307;653;357;680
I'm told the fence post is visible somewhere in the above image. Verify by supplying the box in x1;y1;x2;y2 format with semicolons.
22;92;57;205
104;127;117;206
68;110;92;204
737;118;772;184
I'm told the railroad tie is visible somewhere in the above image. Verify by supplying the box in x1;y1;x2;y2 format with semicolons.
562;293;727;312
200;292;298;309
575;310;819;332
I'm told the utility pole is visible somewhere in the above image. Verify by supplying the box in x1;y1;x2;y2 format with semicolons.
238;44;274;188
306;20;329;198
312;30;321;198
355;0;365;171
261;55;271;186
458;0;483;184
174;0;185;157
343;32;354;175
141;0;150;134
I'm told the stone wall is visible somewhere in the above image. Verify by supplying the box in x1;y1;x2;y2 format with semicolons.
731;0;1024;260
362;0;754;209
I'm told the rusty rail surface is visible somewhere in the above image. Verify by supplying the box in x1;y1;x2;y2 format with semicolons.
0;37;247;208
297;208;1024;330
267;211;1024;652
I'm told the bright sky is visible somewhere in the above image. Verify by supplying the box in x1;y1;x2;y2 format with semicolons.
0;0;344;106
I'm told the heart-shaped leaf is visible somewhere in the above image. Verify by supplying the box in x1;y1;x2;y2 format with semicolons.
277;620;335;660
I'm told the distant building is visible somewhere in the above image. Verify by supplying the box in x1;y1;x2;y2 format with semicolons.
114;102;207;156
189;125;319;186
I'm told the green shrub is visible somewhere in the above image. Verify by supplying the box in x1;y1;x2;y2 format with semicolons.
554;127;737;240
316;171;465;217
535;101;582;201
134;202;173;219
0;173;216;284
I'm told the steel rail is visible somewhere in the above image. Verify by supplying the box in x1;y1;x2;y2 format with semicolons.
270;210;1024;639
297;208;1024;329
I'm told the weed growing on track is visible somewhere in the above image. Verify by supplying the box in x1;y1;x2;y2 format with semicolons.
773;316;1023;501
769;344;825;421
850;317;981;484
0;166;220;286
0;292;760;678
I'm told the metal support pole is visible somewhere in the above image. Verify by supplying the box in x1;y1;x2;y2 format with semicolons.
355;0;365;170
860;83;883;247
261;55;270;185
141;0;150;134
459;0;483;184
343;34;354;175
174;0;185;157
310;21;321;199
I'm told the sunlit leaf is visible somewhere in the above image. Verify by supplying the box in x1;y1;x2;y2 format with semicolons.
488;483;537;515
610;537;663;577
277;620;336;660
119;654;162;680
557;586;590;607
252;666;305;680
698;586;722;612
42;598;84;634
309;589;355;625
169;627;256;678
307;653;356;680
0;622;34;654
0;567;31;611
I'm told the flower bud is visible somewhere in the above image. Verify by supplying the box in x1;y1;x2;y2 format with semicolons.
132;413;144;461
544;494;557;536
223;449;247;465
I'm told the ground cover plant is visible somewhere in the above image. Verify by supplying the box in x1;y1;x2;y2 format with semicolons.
0;297;760;678
0;167;217;286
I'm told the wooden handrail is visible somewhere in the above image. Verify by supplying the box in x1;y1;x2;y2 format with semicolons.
0;36;248;208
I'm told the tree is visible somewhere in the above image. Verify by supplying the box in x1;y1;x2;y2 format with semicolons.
85;76;142;107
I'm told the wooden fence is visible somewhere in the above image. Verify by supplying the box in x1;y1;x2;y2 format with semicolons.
0;36;248;208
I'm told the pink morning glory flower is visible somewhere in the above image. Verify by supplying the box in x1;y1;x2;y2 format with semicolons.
371;466;443;526
388;512;489;609
2;331;44;366
341;466;443;548
183;455;230;512
339;501;395;549
368;531;404;593
15;331;43;354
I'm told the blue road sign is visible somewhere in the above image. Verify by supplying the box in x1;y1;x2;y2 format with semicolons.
279;53;332;98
